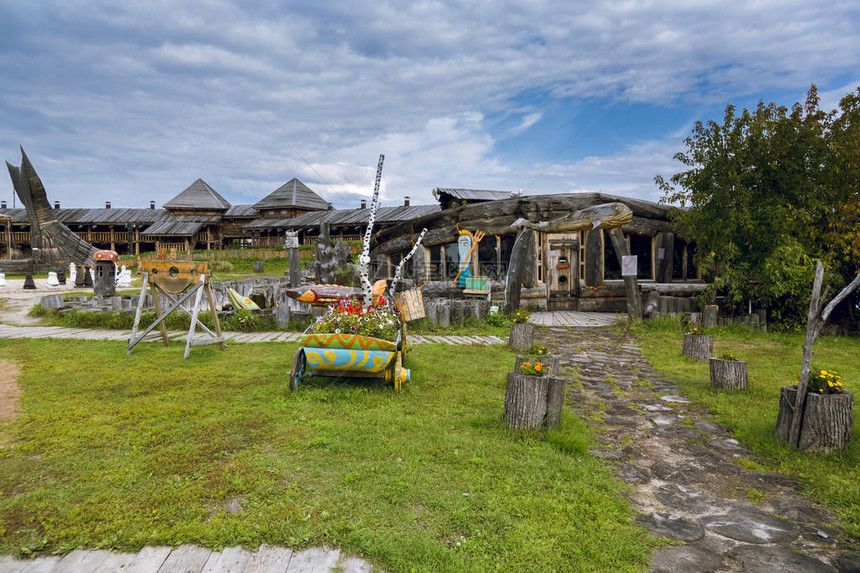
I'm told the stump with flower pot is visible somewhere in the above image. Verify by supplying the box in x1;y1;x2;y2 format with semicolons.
709;355;748;390
776;384;853;454
777;260;860;453
682;330;713;362
504;353;564;429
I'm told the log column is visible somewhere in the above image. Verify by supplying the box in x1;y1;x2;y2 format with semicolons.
509;322;535;351
682;334;713;362
504;373;565;429
709;358;748;390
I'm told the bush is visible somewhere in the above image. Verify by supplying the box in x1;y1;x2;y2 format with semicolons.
210;260;234;273
485;310;511;328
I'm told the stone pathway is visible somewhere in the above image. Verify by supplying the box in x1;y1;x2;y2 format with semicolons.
0;324;506;346
0;543;373;572
536;326;860;572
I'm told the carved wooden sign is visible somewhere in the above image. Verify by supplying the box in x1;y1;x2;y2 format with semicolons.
394;288;425;321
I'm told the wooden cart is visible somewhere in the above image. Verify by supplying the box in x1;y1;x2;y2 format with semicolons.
289;326;410;393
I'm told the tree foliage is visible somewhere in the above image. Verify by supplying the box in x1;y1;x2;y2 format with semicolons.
656;86;860;330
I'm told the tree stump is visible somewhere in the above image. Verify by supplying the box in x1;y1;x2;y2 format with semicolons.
682;334;713;362
509;322;535;351
504;373;565;429
253;261;264;273
702;305;719;329
709;358;748;390
776;386;854;453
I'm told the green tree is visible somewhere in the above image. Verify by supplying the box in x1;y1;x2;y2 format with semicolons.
656;85;860;330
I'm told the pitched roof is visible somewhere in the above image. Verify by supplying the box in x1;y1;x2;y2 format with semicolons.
253;178;330;211
163;179;232;211
141;215;220;236
242;204;440;229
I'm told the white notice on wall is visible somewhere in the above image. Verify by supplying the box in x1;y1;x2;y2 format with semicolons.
621;255;638;277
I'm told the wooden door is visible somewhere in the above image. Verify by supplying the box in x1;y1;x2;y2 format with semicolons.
546;235;580;311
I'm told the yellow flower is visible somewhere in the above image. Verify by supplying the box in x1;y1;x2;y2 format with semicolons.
820;370;827;375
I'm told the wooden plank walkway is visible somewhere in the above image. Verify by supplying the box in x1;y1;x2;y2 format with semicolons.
528;310;619;327
0;312;617;347
0;324;507;346
0;544;373;572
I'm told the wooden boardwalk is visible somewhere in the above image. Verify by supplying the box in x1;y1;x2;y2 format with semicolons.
0;544;373;572
0;312;620;346
528;311;620;327
0;324;507;346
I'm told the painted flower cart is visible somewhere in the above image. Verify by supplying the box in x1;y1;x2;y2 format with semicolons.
289;326;410;392
287;154;425;394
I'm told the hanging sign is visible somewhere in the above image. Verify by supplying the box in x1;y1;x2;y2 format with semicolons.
394;288;425;321
621;255;638;277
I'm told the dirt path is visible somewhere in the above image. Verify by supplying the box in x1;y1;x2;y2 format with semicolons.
0;278;80;326
537;326;860;572
0;359;21;422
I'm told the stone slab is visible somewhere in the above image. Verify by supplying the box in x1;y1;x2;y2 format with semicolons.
702;508;798;544
728;544;835;572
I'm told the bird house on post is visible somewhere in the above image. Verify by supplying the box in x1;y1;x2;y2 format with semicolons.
93;250;119;297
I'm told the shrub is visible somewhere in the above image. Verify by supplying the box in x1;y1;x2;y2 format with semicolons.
210;260;234;273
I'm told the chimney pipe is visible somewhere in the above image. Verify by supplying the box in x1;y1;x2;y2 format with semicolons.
150;200;155;209
105;201;111;209
360;200;367;209
404;196;411;207
54;201;60;209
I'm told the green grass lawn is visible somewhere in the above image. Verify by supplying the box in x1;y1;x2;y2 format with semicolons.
0;338;651;572
632;318;860;539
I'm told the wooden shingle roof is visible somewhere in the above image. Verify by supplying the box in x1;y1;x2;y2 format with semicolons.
163;179;231;211
253;178;330;211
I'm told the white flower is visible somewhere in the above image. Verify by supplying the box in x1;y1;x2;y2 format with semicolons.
335;328;340;333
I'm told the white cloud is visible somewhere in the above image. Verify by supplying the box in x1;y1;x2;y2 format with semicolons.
1;0;859;210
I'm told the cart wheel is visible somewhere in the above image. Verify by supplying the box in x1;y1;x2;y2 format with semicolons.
289;347;306;392
393;351;403;393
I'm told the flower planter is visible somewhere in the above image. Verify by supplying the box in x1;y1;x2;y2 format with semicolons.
776;386;854;453
289;331;409;393
506;354;564;429
709;358;748;390
682;334;713;362
504;371;565;430
509;322;535;351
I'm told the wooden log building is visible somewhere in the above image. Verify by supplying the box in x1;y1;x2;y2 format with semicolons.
2;170;702;311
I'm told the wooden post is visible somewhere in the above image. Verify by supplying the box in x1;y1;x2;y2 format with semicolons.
709;358;748;390
702;305;719;329
607;228;642;323
682;334;712;362
509;322;535;351
654;232;674;283
150;281;170;346
505;228;537;310
584;229;603;287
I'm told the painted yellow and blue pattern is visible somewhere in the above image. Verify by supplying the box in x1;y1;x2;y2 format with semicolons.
305;348;394;373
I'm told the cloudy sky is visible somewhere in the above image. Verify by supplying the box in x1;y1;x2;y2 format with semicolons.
1;1;858;211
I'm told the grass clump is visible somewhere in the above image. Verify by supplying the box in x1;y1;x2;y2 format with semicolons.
0;338;651;571
632;319;860;538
